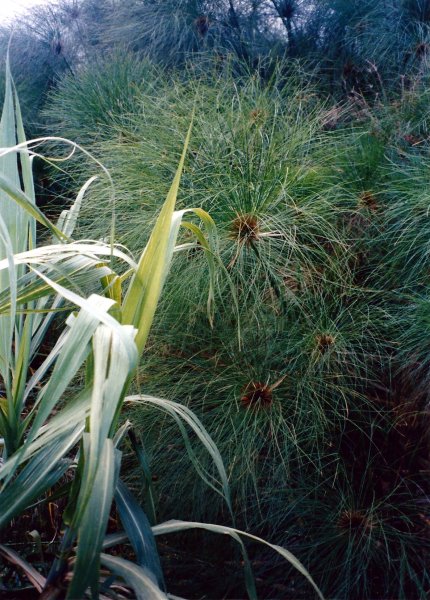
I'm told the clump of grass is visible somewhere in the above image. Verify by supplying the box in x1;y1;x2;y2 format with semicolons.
256;372;430;599
282;474;430;599
45;60;357;327
132;286;389;532
0;58;325;599
378;153;430;290
44;60;393;523
43;50;430;599
44;49;161;146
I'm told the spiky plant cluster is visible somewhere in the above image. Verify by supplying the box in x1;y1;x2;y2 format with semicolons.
277;376;430;598
101;0;273;68
45;58;353;291
42;47;430;598
45;50;160;145
131;291;388;531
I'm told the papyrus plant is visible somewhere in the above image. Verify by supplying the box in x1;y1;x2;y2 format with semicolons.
0;58;322;599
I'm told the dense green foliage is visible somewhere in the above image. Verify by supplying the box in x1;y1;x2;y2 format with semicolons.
41;48;430;598
0;61;319;599
3;0;430;598
5;0;430;122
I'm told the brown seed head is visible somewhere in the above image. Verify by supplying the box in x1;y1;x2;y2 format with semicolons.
230;214;260;244
316;333;336;353
241;381;273;409
249;108;268;125
359;191;378;212
337;509;374;533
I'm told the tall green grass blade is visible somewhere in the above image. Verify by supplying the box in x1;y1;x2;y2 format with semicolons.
27;295;115;441
0;56;21;423
11;312;32;418
122;120;193;354
128;430;157;525
153;520;324;600
0;439;72;527
0;213;16;402
57;175;98;238
73;323;137;525
99;554;167;600
67;438;116;599
115;480;165;589
12;77;35;249
126;395;232;515
0;172;67;242
0;55;25;254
